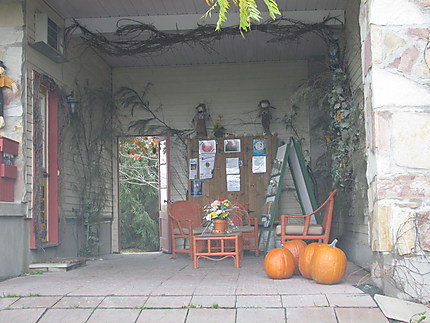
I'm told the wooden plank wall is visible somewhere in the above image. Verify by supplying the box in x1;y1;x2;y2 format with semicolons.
188;135;277;219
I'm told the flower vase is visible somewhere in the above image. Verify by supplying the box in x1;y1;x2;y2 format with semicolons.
213;219;228;234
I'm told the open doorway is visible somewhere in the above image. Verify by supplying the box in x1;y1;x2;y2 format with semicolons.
118;136;160;253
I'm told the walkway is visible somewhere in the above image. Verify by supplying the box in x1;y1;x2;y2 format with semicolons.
0;253;389;323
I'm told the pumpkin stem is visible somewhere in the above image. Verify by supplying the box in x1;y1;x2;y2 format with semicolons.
329;239;338;248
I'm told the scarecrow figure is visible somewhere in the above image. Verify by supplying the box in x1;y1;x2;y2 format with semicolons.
0;61;18;129
192;103;210;137
258;99;275;135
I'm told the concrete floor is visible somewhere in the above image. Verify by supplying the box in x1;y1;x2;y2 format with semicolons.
0;252;389;323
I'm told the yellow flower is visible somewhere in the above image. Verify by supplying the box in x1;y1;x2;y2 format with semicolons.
218;114;224;119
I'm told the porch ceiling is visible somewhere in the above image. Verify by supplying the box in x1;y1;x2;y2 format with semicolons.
44;0;345;67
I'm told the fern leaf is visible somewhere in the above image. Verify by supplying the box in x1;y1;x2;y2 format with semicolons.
262;0;281;19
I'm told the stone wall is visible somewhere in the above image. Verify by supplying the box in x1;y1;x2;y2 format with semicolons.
360;0;430;301
0;0;29;281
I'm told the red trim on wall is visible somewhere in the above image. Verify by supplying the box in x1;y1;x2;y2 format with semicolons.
47;91;59;244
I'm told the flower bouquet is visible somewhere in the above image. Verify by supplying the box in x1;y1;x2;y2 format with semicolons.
203;198;236;234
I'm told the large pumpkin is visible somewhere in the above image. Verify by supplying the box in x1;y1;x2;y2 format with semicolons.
282;240;307;274
298;242;325;279
264;248;295;279
311;239;347;284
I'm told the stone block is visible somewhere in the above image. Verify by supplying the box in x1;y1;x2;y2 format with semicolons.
397;46;420;74
383;32;407;58
393;112;430;169
374;112;390;150
394;211;415;255
364;32;373;74
370;0;430;25
407;28;430;39
0;3;24;27
416;212;430;251
371;205;393;252
373;68;430;107
378;175;430;199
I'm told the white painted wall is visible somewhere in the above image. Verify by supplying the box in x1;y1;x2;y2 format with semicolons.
24;0;114;258
113;61;310;227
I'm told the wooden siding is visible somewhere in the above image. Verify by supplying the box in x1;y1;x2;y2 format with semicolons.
113;60;310;218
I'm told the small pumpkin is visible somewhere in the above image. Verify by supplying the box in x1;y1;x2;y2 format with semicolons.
310;239;347;285
282;240;307;274
298;242;325;279
264;248;295;279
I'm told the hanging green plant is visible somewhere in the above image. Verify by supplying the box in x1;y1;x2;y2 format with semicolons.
204;0;281;33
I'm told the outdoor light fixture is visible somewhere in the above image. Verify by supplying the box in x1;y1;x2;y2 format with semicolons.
66;91;79;116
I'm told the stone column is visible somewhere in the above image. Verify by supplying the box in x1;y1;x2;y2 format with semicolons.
0;0;25;202
360;0;430;301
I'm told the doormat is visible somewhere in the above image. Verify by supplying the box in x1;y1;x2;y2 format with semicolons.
29;257;87;272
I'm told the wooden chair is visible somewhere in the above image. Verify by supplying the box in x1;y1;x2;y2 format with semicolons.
276;190;337;245
167;200;205;259
230;201;259;256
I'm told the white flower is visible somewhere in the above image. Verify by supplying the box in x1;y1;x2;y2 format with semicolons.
216;210;222;215
205;214;212;221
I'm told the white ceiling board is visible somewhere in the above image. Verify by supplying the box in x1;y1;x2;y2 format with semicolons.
69;10;344;33
42;0;343;67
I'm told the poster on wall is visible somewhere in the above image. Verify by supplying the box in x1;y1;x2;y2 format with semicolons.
226;157;240;175
226;174;240;191
189;158;198;179
253;139;266;155
199;153;215;179
199;140;216;154
224;139;241;153
252;156;266;173
190;180;203;196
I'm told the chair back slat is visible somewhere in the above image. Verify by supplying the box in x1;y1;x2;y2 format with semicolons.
167;200;203;228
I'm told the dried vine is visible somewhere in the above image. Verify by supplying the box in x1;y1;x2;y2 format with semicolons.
66;17;340;57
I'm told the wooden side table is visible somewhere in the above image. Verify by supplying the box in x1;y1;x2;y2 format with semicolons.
192;232;243;268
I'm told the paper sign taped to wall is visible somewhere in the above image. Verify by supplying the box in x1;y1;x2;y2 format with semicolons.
227;174;240;191
252;156;266;173
226;157;240;175
189;158;198;179
199;153;215;179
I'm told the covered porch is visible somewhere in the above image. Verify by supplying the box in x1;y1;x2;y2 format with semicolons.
0;253;389;322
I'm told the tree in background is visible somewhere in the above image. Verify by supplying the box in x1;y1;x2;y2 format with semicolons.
119;137;160;251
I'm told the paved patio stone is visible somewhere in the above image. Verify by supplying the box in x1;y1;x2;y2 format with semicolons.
326;293;377;307
38;308;93;323
0;253;391;322
236;308;286;323
286;307;337;323
236;295;282;308
0;297;19;309
0;308;45;322
98;296;147;308
53;296;104;308
281;294;329;307
144;295;192;308
186;308;236;323
335;307;390;323
136;309;188;322
87;308;141;322
10;296;61;308
190;295;236;308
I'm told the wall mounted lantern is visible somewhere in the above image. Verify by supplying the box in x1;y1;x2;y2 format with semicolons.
66;91;79;116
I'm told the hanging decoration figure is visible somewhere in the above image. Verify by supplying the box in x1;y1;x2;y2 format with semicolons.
0;61;18;129
192;103;211;137
258;99;275;135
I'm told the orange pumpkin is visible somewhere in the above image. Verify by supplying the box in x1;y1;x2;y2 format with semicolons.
311;239;347;284
264;248;295;279
282;240;307;274
298;242;325;278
